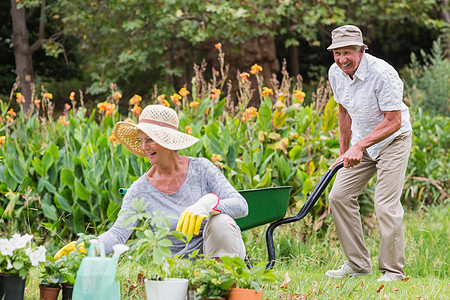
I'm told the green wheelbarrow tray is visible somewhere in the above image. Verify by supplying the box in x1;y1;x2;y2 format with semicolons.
235;186;292;232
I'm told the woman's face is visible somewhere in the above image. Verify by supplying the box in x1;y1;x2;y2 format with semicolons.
137;130;167;164
333;46;364;78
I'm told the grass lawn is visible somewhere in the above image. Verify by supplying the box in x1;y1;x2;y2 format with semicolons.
24;204;449;299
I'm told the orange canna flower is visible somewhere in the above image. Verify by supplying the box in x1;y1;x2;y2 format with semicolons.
7;109;16;117
240;72;250;83
6;116;13;123
69;91;76;101
250;63;263;74
185;126;193;134
190;101;199;108
215;43;222;50
65;103;71;111
131;104;142;117
0;136;5;146
108;131;119;146
34;99;41;108
178;88;190;97
162;99;170;107
205;107;210;115
60;116;69;126
293;90;305;103
113;92;122;101
158;94;166;103
261;87;273;97
16;92;25;104
42;92;53;99
97;102;108;113
129;94;142;106
211;154;222;162
241;107;258;122
170;94;181;107
211;88;221;100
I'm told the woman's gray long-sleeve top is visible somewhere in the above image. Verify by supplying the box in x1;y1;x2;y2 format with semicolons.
98;157;248;255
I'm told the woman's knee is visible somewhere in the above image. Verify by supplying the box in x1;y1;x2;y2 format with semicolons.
203;214;246;258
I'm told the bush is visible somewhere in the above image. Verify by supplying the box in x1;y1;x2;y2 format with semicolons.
403;37;450;115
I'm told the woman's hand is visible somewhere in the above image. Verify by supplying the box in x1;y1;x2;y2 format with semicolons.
176;193;221;235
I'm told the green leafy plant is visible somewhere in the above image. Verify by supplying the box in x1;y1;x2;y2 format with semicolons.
121;197;185;280
221;256;276;292
40;255;65;287
185;255;235;300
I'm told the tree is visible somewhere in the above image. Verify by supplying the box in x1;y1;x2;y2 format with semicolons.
56;0;445;96
10;0;66;112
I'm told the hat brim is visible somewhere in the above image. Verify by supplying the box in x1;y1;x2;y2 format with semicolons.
327;41;368;51
114;121;199;156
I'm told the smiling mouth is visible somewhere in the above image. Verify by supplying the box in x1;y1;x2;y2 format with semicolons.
147;152;156;157
342;62;351;67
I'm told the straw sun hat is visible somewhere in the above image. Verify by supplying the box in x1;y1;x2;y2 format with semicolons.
114;105;199;156
327;25;368;51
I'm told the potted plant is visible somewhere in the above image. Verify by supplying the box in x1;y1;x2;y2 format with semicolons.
122;198;190;300
39;256;64;300
0;233;47;300
188;256;235;300
221;256;276;300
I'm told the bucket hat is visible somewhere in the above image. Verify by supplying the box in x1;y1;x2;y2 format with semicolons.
114;105;199;156
327;25;368;51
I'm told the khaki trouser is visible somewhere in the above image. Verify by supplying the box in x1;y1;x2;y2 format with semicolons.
329;131;412;279
203;214;247;259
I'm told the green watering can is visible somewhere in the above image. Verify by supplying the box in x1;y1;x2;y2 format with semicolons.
72;242;129;300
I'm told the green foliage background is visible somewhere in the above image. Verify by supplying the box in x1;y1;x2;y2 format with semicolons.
0;41;448;243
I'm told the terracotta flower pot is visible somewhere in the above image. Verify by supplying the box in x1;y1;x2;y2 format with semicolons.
39;285;61;300
227;288;263;300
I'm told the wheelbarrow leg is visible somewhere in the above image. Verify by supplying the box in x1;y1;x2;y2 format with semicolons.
265;162;344;269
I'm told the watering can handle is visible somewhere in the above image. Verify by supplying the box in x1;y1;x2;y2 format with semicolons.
88;242;106;257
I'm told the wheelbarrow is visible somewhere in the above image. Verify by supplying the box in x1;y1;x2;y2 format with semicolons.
118;161;344;269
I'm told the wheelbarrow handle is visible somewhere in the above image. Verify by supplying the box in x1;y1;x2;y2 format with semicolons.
265;161;344;269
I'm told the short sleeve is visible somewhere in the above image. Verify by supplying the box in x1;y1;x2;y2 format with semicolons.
374;67;404;111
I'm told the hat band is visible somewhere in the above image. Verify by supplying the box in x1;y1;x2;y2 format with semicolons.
139;119;178;130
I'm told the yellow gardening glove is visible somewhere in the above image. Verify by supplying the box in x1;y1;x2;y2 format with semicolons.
54;241;86;260
176;193;221;235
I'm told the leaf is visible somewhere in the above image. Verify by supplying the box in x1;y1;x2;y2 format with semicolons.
289;145;302;160
54;193;73;213
61;168;75;187
153;248;163;265
107;200;120;221
42;152;54;172
47;142;60;160
74;178;90;201
279;272;291;288
258;99;272;131
158;238;172;248
376;284;385;293
42;201;59;221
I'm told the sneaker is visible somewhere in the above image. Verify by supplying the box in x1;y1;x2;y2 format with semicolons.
325;261;372;278
377;274;398;282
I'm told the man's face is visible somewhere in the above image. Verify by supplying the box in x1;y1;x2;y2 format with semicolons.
333;46;364;78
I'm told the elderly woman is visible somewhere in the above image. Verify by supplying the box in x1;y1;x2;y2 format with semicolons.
97;104;248;259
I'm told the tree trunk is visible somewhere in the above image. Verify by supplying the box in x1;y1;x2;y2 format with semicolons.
10;0;34;112
289;45;299;76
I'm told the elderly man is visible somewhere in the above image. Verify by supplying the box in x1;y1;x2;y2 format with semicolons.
325;25;412;282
